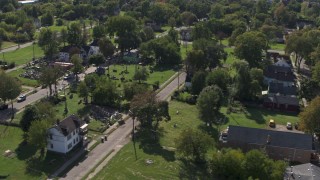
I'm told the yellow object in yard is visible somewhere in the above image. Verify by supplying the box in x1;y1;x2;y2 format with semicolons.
269;119;275;127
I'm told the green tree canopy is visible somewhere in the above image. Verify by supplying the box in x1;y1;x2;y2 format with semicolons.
234;31;267;68
299;96;320;133
197;85;223;126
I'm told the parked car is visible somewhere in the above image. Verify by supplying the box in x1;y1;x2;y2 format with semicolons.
17;95;27;102
269;119;276;128
286;122;292;130
219;127;229;143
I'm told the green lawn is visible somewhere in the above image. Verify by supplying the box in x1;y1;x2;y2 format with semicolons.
224;47;238;65
180;43;192;60
7;68;39;87
221;39;229;46
270;43;286;51
93;100;299;179
0;125;66;179
3;44;44;65
107;64;176;86
48;25;66;32
2;41;17;49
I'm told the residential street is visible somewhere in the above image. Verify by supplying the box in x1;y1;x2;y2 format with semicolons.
53;72;186;180
0;66;97;122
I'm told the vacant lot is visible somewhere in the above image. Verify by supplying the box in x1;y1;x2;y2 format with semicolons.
4;45;44;65
7;68;39;87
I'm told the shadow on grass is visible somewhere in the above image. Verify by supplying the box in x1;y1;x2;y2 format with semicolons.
135;128;176;162
153;65;176;72
178;158;211;180
77;105;91;117
15;139;37;160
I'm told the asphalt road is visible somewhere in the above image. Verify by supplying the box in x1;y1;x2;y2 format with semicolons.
56;72;186;180
0;66;97;122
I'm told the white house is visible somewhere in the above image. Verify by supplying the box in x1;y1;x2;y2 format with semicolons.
274;58;291;68
47;115;88;154
59;43;100;62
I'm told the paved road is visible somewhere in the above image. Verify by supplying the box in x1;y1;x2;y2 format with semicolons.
0;67;97;122
55;72;186;180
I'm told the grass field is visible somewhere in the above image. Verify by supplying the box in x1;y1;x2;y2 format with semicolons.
0;125;66;179
3;44;44;65
180;43;192;60
2;41;17;49
270;43;286;51
93;101;299;179
107;64;176;86
224;47;238;65
7;68;39;87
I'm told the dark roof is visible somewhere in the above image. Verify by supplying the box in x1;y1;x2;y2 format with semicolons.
268;82;297;96
285;163;320;180
82;46;90;54
228;126;314;150
264;95;299;106
60;46;74;53
55;115;82;136
264;65;295;82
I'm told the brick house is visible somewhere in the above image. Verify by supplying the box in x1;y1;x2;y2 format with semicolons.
223;126;315;163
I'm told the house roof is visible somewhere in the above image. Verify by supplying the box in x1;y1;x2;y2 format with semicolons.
264;94;299;106
284;163;320;180
227;126;314;150
82;46;91;54
268;82;297;96
54;115;82;136
264;65;295;82
60;46;80;53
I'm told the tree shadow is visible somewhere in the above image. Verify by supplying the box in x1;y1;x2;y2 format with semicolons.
178;158;211;180
15;139;38;160
135;128;176;162
244;107;266;124
77;105;91;117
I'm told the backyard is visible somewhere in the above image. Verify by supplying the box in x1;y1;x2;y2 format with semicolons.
93;100;299;179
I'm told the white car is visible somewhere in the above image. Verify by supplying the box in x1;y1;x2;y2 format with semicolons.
17;95;26;102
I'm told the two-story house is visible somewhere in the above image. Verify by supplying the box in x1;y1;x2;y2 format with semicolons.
47;115;88;154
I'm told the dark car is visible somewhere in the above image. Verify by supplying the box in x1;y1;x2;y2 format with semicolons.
17;95;26;102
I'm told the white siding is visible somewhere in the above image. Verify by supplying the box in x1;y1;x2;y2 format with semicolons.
47;127;81;154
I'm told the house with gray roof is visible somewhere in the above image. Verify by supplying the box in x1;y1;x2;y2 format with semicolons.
223;126;315;163
47;115;88;154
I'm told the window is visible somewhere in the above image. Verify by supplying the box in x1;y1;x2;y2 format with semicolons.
68;143;72;149
67;134;71;140
73;131;75;135
51;144;53;149
73;139;75;144
49;134;53;140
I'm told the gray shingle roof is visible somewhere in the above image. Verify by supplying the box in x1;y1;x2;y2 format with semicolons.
264;95;299;106
284;163;320;180
55;115;82;136
268;82;297;96
227;126;314;150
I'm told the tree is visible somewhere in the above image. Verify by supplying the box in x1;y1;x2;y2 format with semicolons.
191;71;207;95
89;54;105;66
27;120;50;156
92;77;119;106
130;91;170;138
180;11;197;26
197;85;223;126
234;31;267;67
191;22;212;40
98;37;115;59
71;55;84;82
133;66;149;83
67;22;83;46
60;28;68;46
140;26;155;42
148;2;179;25
185;50;206;73
38;28;59;61
92;25;106;39
78;81;89;104
0;72;21;119
38;66;62;96
193;38;226;70
20;105;39;132
231;60;252;101
41;13;54;26
123;82;148;101
285;33;313;72
206;68;230;94
176;128;213;162
299;96;320;133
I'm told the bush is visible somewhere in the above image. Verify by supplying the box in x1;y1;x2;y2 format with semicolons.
56;18;64;26
176;91;197;104
8;62;15;69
